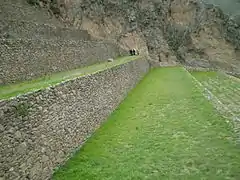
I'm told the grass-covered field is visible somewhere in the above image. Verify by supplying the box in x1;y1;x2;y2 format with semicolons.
192;71;240;117
53;67;240;180
0;56;139;100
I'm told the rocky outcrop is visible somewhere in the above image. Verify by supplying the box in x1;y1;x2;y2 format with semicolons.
29;0;240;72
168;0;240;74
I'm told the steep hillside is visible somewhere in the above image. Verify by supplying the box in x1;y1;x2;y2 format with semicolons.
0;0;127;84
30;0;240;74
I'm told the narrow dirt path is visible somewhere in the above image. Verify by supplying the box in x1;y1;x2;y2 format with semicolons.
53;67;240;180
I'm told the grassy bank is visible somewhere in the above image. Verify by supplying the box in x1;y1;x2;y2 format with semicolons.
53;67;240;180
0;56;139;100
192;71;240;115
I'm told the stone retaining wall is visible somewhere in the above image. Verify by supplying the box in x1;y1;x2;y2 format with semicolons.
0;58;150;180
0;38;126;84
0;0;62;26
0;20;91;41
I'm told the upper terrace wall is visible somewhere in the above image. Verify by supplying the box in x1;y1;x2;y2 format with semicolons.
0;38;126;84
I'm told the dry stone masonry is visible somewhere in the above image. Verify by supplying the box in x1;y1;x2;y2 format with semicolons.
0;0;61;26
1;0;240;179
0;38;124;84
0;0;127;85
0;19;91;41
2;0;240;85
0;58;150;180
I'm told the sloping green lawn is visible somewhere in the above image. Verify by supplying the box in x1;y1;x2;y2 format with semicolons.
0;56;139;100
53;67;240;180
192;71;240;116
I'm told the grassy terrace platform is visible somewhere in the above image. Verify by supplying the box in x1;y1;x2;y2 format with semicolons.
192;71;240;116
53;67;240;180
0;56;139;100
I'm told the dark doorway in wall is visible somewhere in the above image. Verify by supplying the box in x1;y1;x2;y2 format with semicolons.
158;55;162;62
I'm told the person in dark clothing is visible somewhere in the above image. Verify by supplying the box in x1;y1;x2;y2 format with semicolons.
129;49;133;56
132;49;136;55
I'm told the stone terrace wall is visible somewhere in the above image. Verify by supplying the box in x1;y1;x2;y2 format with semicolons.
0;0;62;26
0;0;127;85
0;38;125;84
0;58;150;180
0;19;91;41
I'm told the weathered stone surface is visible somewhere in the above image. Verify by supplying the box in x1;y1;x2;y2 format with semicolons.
48;0;239;72
0;0;61;26
0;19;91;41
0;58;149;180
0;38;126;85
0;124;4;132
14;131;22;139
0;0;128;85
17;142;28;155
2;0;239;84
41;155;49;163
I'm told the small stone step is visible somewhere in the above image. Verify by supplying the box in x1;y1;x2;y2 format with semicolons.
0;19;91;41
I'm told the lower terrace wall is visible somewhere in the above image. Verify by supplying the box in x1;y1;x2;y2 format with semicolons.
0;58;150;180
0;38;126;85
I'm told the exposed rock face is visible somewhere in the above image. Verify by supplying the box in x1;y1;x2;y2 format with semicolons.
30;0;240;72
168;0;240;73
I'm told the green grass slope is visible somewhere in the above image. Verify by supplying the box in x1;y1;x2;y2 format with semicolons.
192;71;240;116
0;56;139;100
53;67;240;180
